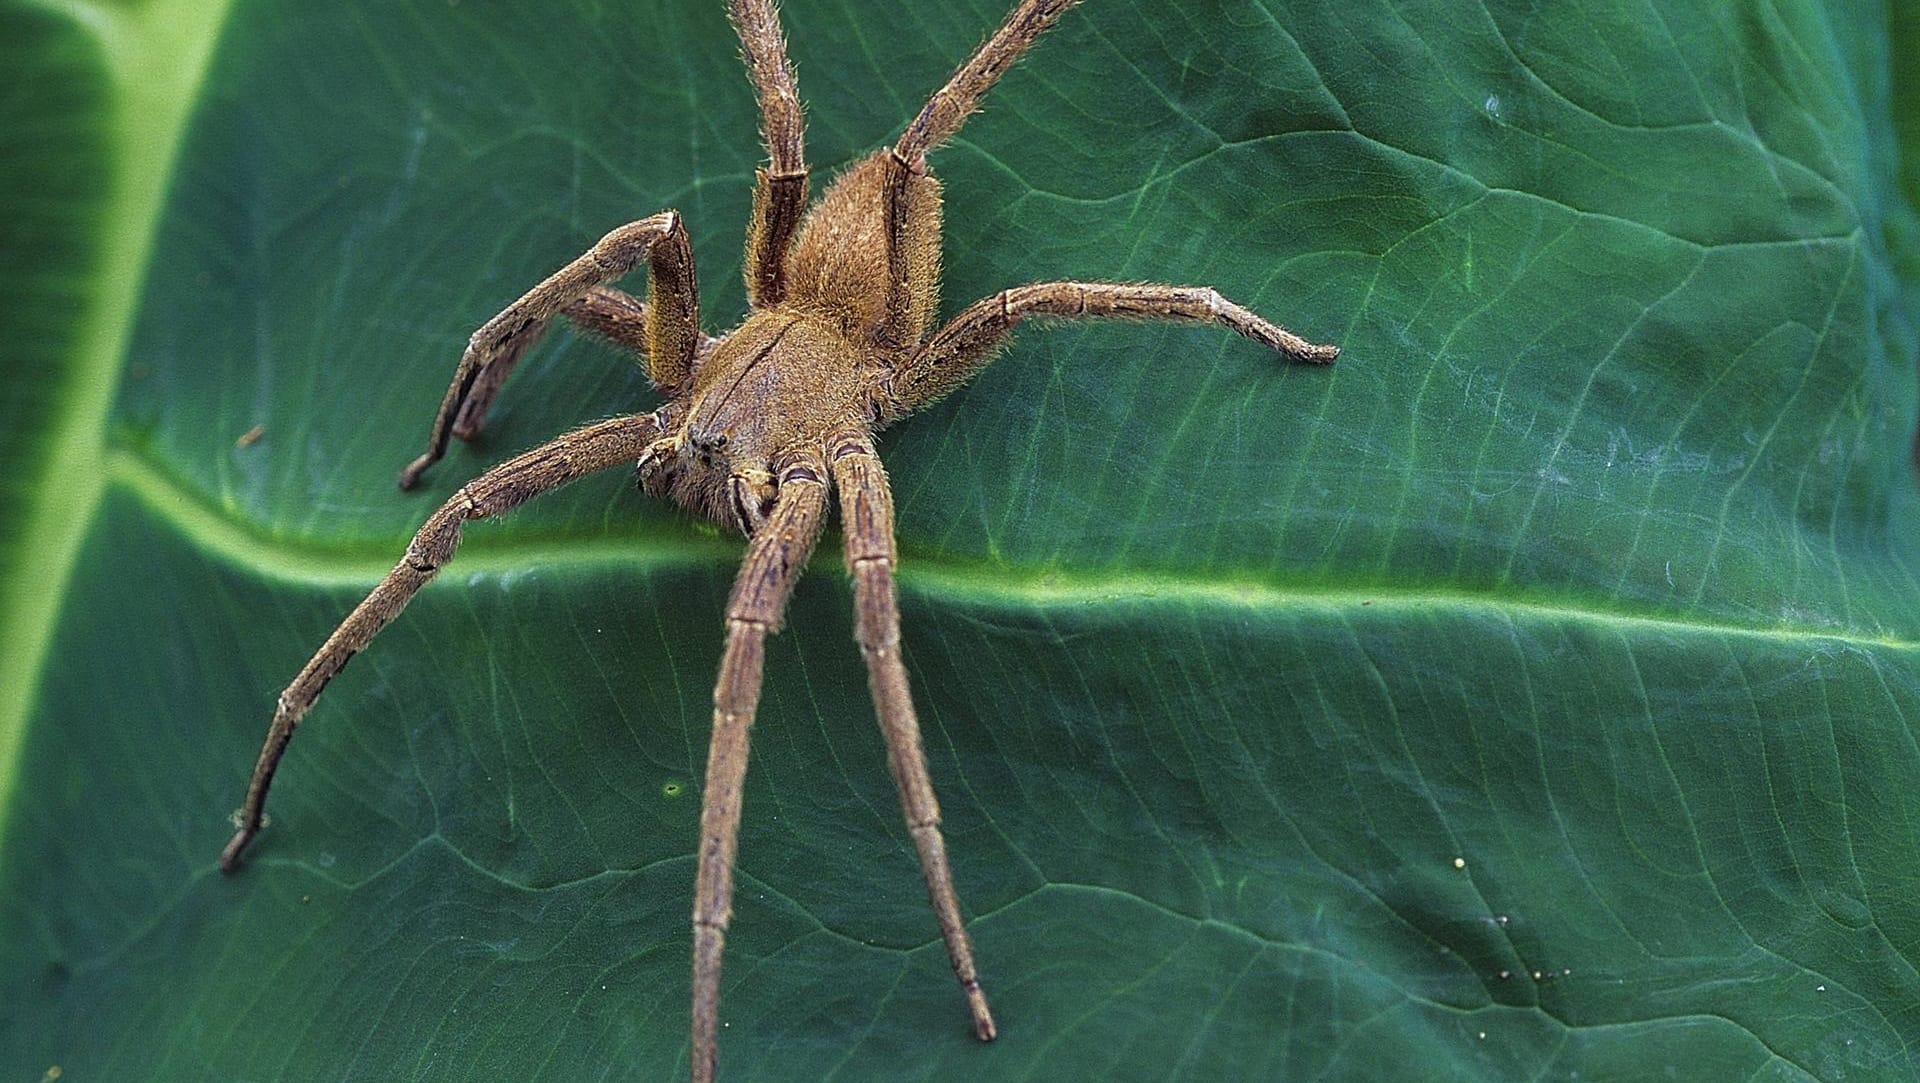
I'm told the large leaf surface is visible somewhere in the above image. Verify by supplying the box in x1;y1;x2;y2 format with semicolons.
3;0;1919;1078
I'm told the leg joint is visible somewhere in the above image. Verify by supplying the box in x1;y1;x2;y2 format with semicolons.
887;146;927;176
828;430;875;462
771;446;829;487
593;212;675;269
404;507;465;569
471;314;536;355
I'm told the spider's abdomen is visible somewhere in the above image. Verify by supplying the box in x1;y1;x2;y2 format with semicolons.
784;152;943;343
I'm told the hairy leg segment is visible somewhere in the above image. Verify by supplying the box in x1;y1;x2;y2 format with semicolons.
219;413;664;872
879;0;1084;347
691;453;830;1083
888;280;1340;416
732;0;809;308
399;211;700;490
560;286;720;364
831;431;996;1040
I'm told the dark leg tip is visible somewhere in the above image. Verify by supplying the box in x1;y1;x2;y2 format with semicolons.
966;984;997;1041
397;457;431;491
218;833;249;874
1282;340;1338;365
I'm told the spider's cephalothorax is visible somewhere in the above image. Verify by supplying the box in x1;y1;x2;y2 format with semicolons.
218;2;1339;1080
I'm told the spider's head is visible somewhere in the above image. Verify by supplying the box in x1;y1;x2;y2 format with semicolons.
639;312;864;537
685;427;731;466
637;424;779;538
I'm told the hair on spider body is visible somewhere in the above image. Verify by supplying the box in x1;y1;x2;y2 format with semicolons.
217;2;1338;1080
636;309;875;535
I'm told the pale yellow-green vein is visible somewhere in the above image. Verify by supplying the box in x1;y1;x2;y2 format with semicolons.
104;446;1920;655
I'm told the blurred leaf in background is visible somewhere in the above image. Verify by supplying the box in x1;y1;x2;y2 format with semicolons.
3;0;1920;1079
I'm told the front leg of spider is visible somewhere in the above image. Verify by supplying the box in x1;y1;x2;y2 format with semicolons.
689;454;829;1082
831;431;997;1038
396;209;701;491
220;1;1342;1081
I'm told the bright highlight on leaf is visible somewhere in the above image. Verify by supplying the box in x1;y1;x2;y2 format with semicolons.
2;1;1918;1081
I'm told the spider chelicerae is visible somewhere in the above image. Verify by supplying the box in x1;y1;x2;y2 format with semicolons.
218;1;1339;1078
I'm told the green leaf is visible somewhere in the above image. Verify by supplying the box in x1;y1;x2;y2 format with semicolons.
3;0;1919;1079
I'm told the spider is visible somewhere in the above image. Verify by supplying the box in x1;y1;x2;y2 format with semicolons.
218;0;1338;1078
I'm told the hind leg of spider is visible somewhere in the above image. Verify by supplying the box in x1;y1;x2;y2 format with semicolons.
398;210;701;490
885;281;1339;418
218;413;663;873
877;0;1083;345
830;431;996;1040
894;0;1082;166
690;452;830;1083
729;0;809;307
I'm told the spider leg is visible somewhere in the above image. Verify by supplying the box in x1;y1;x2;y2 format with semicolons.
830;431;997;1041
730;0;809;308
399;211;700;490
456;289;717;437
692;452;830;1083
218;413;662;873
558;286;720;365
878;0;1082;345
894;0;1081;164
884;280;1340;419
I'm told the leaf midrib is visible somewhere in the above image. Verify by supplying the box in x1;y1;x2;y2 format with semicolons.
106;444;1920;653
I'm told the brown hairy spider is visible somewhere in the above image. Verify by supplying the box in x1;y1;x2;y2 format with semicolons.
218;1;1337;1078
